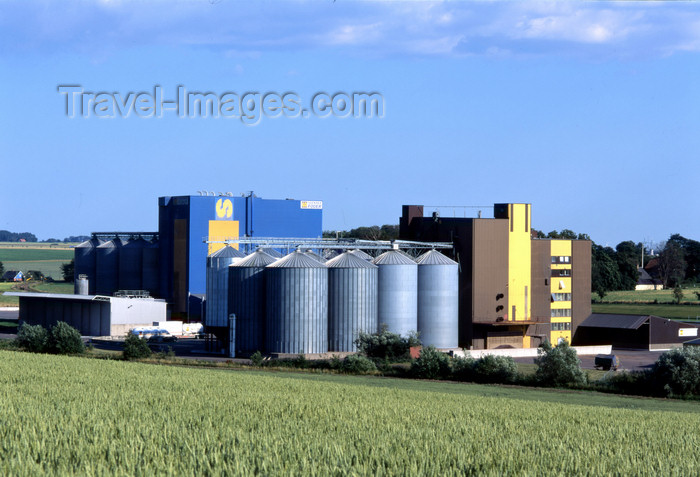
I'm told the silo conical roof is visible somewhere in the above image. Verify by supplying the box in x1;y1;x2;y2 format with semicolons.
261;248;284;258
349;249;373;260
232;249;278;268
209;245;246;258
326;251;378;269
267;250;327;268
416;250;458;265
304;250;327;263
372;250;417;265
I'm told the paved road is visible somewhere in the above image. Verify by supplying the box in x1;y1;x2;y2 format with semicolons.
0;308;19;321
514;348;666;371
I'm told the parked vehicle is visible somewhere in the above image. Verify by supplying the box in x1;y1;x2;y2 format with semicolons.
594;354;620;371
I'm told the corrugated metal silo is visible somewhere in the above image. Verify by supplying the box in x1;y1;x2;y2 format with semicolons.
350;249;373;261
266;250;328;354
228;249;278;355
142;238;160;296
373;250;418;337
261;248;284;258
205;246;246;329
304;250;326;263
326;252;378;352
74;238;103;294
416;250;459;349
76;276;89;295
95;238;124;296
119;237;146;291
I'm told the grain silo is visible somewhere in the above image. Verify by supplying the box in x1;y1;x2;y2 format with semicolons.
95;238;124;296
326;251;378;352
416;250;459;349
142;238;159;296
261;248;284;258
350;249;373;261
228;249;278;355
266;250;328;355
119;237;146;291
304;250;327;263
205;246;246;329
74;237;103;294
373;250;418;337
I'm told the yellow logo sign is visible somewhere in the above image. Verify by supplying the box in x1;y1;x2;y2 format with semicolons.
216;198;233;219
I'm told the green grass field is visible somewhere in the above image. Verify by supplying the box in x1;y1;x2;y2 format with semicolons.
592;303;700;321
592;287;700;304
0;351;698;475
0;245;74;282
0;281;74;307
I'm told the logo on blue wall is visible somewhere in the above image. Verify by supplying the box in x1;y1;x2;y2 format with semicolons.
215;198;233;219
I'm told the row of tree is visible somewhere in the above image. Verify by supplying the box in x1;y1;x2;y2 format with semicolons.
0;230;89;243
323;225;399;241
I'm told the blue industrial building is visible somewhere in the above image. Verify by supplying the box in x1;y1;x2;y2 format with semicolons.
158;194;323;319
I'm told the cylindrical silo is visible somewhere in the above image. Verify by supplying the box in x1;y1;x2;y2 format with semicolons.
350;249;373;261
416;250;459;349
205;246;246;329
304;250;326;264
142;238;160;296
266;250;328;355
373;250;418;337
261;248;283;258
228;249;278;356
74;237;103;294
326;252;378;352
76;275;89;295
119;237;146;291
95;238;124;296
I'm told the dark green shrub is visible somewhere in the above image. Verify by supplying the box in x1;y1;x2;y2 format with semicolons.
48;322;85;355
451;355;477;381
250;351;264;367
598;370;652;396
16;323;48;353
123;333;152;360
651;347;700;397
472;355;518;384
355;325;420;362
534;341;586;387
341;354;377;374
329;355;342;370
673;286;684;304
292;354;309;369
410;346;451;379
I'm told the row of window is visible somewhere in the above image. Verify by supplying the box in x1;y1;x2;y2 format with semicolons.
551;256;571;264
551;269;571;277
551;322;571;331
551;308;572;317
551;293;572;301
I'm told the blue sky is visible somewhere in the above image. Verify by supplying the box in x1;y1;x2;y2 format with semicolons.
0;0;698;247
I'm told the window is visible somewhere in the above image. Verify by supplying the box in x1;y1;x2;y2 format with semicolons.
551;269;572;277
551;308;572;318
551;293;572;302
550;256;572;264
551;322;571;331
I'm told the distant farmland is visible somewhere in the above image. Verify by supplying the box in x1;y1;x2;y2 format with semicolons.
0;245;74;280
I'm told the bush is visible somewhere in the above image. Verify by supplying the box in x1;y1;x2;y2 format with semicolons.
292;354;309;369
472;355;519;384
534;341;587;387
651;347;700;397
355;325;420;362
598;370;652;396
451;354;518;384
48;322;85;355
250;351;264;367
410;346;451;379
341;354;377;374
673;286;684;304
123;333;152;360
16;323;48;353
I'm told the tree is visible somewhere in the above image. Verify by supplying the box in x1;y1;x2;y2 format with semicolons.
61;259;75;283
123;333;152;360
48;322;85;354
667;234;700;283
673;286;684;304
657;241;687;288
592;244;621;296
0;261;4;280
534;341;587;387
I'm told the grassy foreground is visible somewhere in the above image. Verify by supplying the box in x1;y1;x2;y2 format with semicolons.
1;351;699;475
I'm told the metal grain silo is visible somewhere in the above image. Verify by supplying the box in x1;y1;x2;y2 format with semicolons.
228;249;278;355
119;237;146;291
304;250;326;264
95;238;124;296
266;250;328;354
416;250;459;349
74;237;103;294
350;249;373;261
373;250;418;337
326;252;378;352
142;238;159;296
261;248;284;258
205;246;246;329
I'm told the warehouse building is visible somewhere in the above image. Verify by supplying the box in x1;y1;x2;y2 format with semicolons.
399;203;591;349
5;292;166;336
573;313;700;350
74;193;323;320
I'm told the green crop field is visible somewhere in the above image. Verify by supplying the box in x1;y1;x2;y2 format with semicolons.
0;245;74;283
0;351;699;475
0;282;74;307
